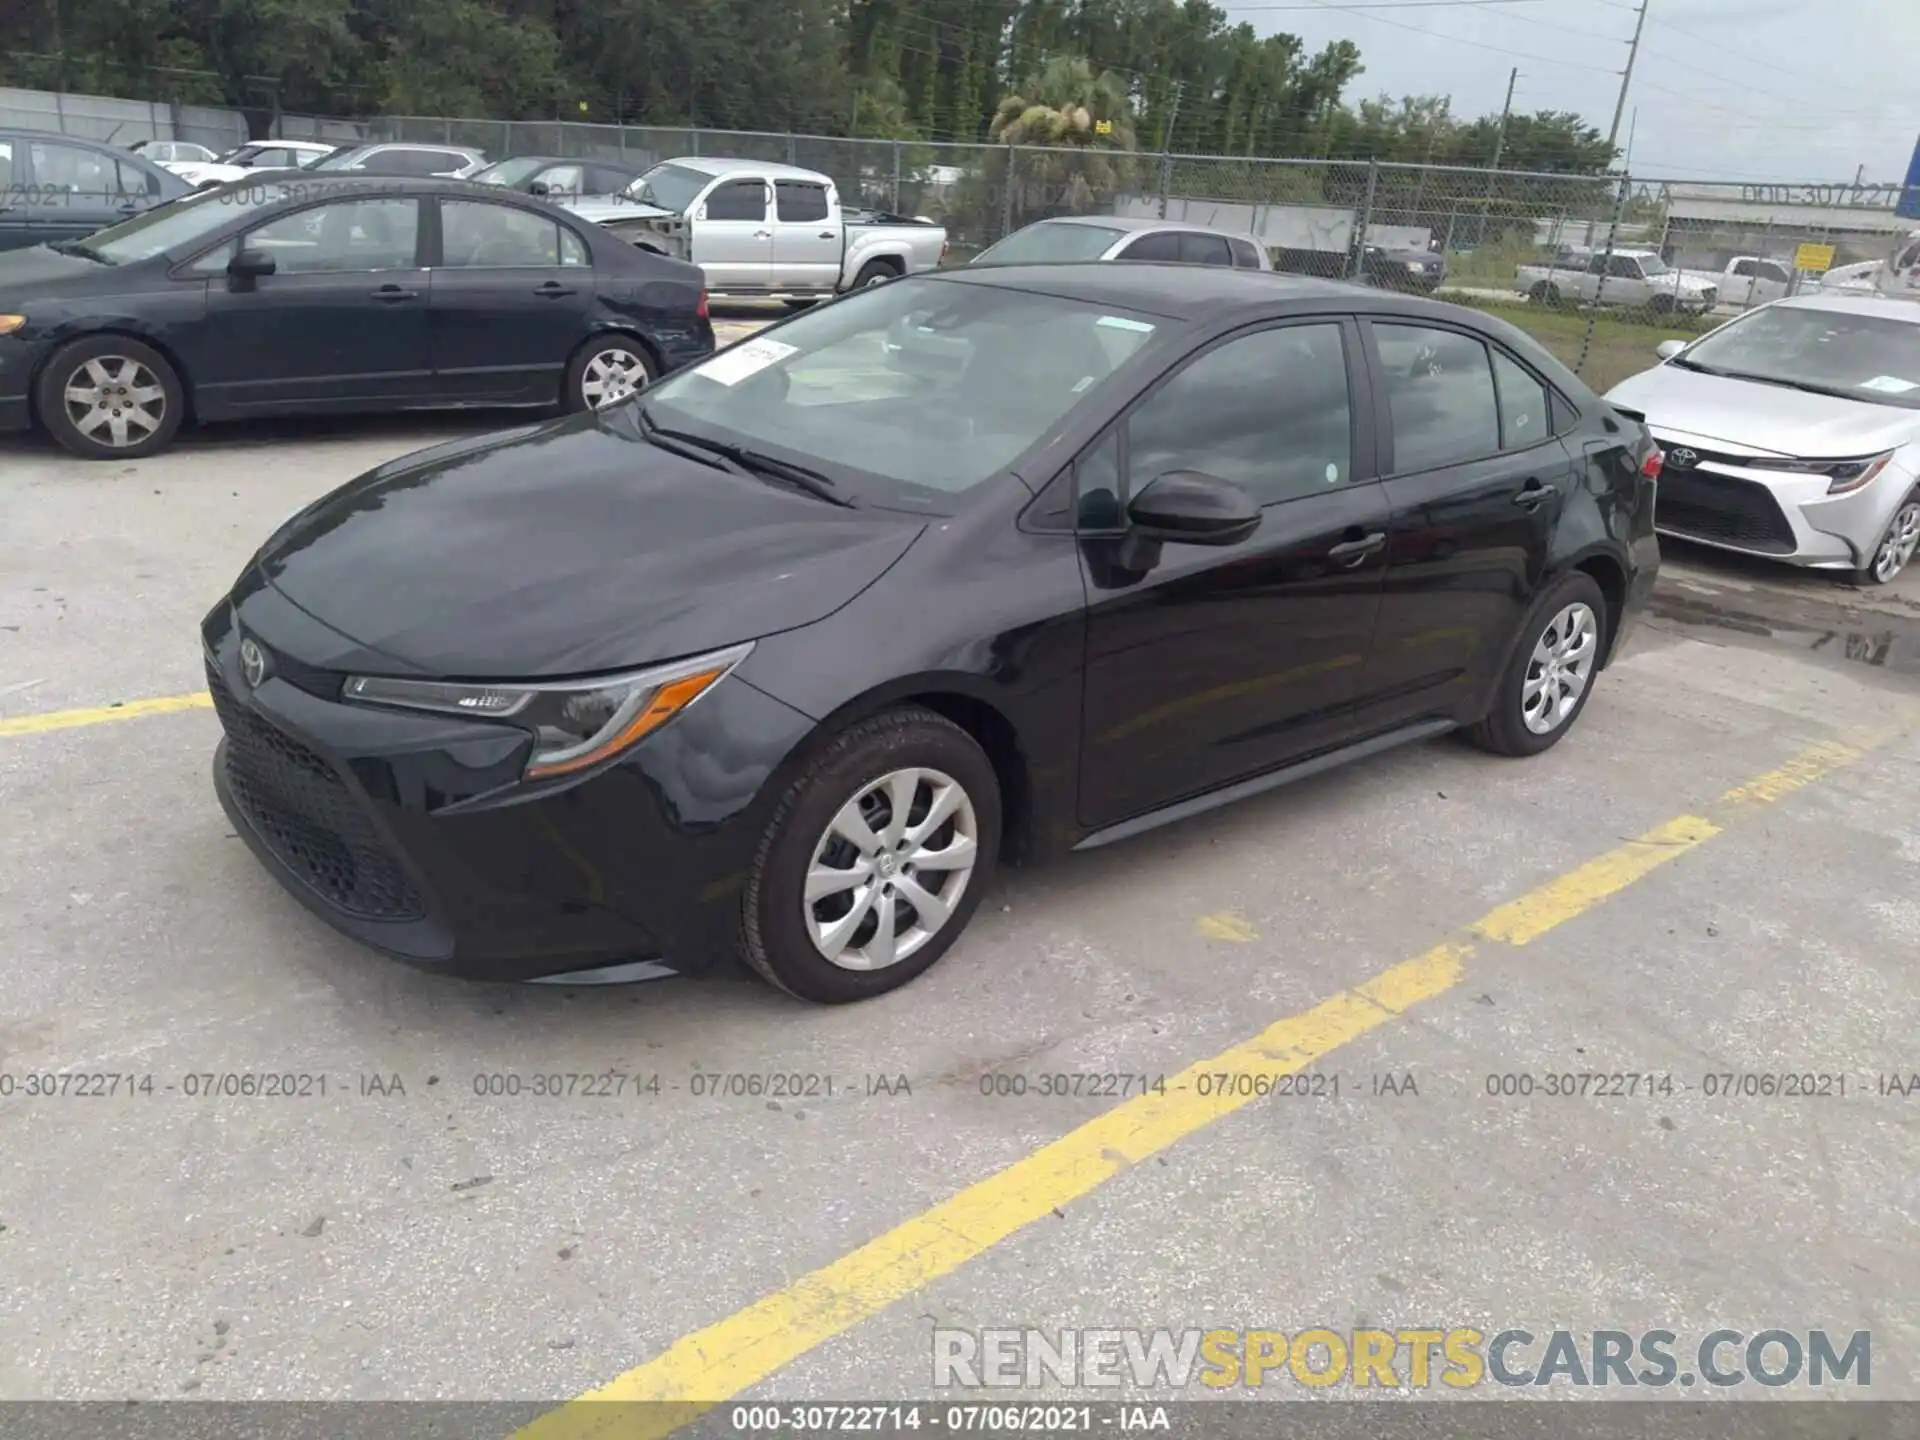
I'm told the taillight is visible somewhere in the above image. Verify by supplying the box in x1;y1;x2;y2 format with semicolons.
1640;448;1664;479
696;288;709;319
939;240;950;265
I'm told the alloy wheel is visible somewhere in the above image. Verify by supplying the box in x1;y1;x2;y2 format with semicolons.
579;347;649;408
804;766;979;971
63;356;166;449
1872;501;1920;582
1521;601;1598;736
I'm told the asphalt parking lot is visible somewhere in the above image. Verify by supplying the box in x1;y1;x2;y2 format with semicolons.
3;307;1919;1423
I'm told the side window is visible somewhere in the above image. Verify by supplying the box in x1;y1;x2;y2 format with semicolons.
1606;254;1643;279
1178;232;1234;266
1125;323;1353;508
244;198;419;273
1490;349;1550;451
1375;323;1501;472
705;180;767;221
188;239;237;275
537;164;584;195
0;140;16;187
441;200;563;267
775;180;831;222
559;224;591;266
1760;262;1790;283
30;141;117;195
117;159;161;197
1732;259;1758;278
1075;428;1125;531
589;165;633;194
1117;231;1182;262
1227;237;1262;269
1587;254;1609;275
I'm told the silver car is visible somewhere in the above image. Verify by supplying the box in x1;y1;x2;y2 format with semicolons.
1606;292;1920;585
971;215;1272;270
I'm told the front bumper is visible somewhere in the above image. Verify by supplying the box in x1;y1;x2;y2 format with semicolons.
1650;433;1912;570
0;336;44;433
203;590;817;980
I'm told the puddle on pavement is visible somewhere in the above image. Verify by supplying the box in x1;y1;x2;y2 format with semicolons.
1646;586;1920;683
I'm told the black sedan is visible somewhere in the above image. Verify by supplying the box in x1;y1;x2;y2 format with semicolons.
203;264;1660;1002
0;175;714;459
1363;243;1448;293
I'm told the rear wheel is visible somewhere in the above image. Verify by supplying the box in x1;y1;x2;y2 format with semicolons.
563;335;656;412
1852;494;1920;586
850;259;900;290
1529;281;1562;309
36;334;184;460
1467;573;1608;758
740;707;1000;1004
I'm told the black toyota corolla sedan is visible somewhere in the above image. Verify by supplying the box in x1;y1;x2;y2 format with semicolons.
0;175;713;459
204;265;1661;1003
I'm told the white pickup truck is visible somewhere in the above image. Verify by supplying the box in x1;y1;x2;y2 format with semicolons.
1678;255;1797;308
1515;247;1718;315
565;157;948;303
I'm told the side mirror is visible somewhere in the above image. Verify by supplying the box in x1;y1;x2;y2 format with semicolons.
1126;471;1261;546
228;247;276;285
1655;339;1686;361
528;180;550;196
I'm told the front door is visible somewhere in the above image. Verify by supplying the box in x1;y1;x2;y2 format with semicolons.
693;178;774;290
23;138;153;245
428;198;593;403
770;178;841;291
189;197;432;413
1358;319;1576;726
1077;318;1392;831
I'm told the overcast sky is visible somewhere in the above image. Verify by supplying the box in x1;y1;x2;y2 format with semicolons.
1234;0;1919;183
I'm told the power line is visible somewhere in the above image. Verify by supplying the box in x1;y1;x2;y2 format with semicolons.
1286;0;1618;72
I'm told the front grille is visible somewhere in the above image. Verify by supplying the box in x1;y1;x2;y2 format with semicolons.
209;660;426;921
1655;470;1797;554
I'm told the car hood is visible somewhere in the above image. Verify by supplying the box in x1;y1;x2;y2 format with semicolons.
565;197;676;225
255;410;925;679
1607;364;1920;457
0;245;135;301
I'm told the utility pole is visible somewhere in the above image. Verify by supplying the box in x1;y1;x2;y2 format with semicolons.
1606;0;1649;161
1475;67;1517;248
1157;82;1184;219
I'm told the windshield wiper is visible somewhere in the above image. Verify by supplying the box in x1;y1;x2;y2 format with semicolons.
1713;371;1865;401
1665;356;1716;373
635;407;855;507
49;240;115;265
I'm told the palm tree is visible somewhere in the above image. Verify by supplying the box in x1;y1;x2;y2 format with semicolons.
989;57;1141;226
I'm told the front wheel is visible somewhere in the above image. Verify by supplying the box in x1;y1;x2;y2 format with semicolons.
1852;494;1920;586
1467;573;1608;758
740;707;1001;1003
1528;281;1562;309
563;335;656;412
36;334;184;459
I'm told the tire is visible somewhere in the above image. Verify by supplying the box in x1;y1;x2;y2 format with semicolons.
1850;492;1920;586
36;334;184;460
740;707;1001;1004
782;298;820;311
850;260;900;290
1467;573;1609;758
1647;292;1676;316
563;334;656;412
1529;281;1562;309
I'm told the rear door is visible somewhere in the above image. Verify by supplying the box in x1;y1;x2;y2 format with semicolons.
190;196;433;412
22;138;146;244
693;177;774;289
427;198;593;403
770;178;841;291
1356;319;1579;727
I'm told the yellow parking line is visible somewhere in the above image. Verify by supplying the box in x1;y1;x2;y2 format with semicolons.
0;691;212;738
513;723;1907;1440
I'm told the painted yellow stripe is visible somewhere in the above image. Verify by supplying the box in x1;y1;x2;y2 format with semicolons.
0;691;212;738
514;726;1905;1440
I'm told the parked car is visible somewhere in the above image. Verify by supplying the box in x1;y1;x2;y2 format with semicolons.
0;175;713;459
972;215;1271;270
0;129;190;251
565;157;947;301
1361;242;1446;293
200;263;1658;1001
304;143;486;178
168;139;342;189
1607;292;1920;584
126;139;218;167
1679;255;1797;309
469;154;651;201
1821;259;1884;295
1517;247;1718;315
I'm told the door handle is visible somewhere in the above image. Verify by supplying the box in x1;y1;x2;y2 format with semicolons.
533;281;576;297
369;285;419;302
1512;479;1552;508
1326;531;1386;566
753;229;773;239
817;230;836;239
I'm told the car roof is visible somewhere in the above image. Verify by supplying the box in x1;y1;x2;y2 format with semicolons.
194;174;552;203
1025;214;1262;242
663;155;827;182
1770;291;1920;323
932;261;1392;319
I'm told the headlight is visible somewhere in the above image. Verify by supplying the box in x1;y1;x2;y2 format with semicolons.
342;641;753;780
0;315;25;336
1405;260;1424;272
1743;451;1895;496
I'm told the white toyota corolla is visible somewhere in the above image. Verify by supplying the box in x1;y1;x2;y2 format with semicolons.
1607;290;1920;585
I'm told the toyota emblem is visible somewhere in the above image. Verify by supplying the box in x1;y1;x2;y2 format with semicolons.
239;638;269;690
1666;447;1698;470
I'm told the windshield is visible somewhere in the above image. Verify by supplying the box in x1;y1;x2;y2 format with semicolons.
1639;255;1671;276
626;163;710;213
76;187;275;263
471;157;550;187
304;148;364;171
1678;304;1920;409
640;276;1166;506
973;221;1127;265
